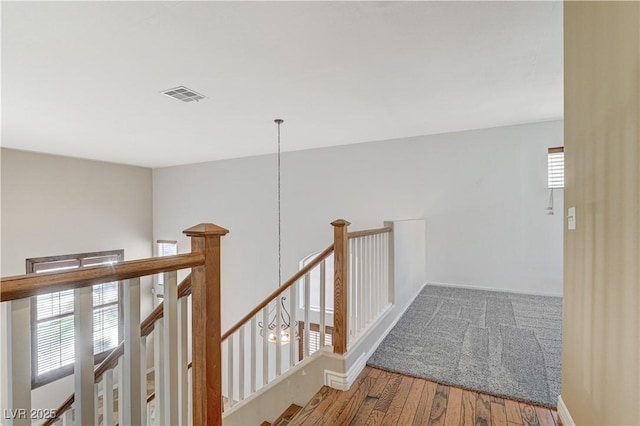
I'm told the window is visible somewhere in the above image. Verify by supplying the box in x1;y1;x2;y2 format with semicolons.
155;240;177;306
298;321;333;361
298;251;334;313
27;250;123;388
548;147;564;189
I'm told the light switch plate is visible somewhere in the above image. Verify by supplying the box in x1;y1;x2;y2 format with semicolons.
568;207;576;230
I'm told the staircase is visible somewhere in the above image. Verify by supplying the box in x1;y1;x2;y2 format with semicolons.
1;218;397;425
260;404;303;426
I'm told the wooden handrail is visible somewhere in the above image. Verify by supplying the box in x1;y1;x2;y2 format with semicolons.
221;243;334;341
347;226;392;239
43;274;193;426
1;253;203;302
220;225;391;342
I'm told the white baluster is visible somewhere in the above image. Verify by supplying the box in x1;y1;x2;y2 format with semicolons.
227;335;234;407
358;237;369;332
250;317;257;393
178;297;189;425
304;273;310;358
163;271;178;425
347;238;358;342
94;383;99;425
239;326;245;401
103;369;115;426
63;408;73;426
141;335;148;426
153;319;165;425
319;260;326;349
387;228;395;304
375;233;380;316
117;358;124;426
262;306;269;385
363;235;375;322
7;298;31;426
123;277;142;426
275;298;282;376
289;285;297;365
74;286;94;425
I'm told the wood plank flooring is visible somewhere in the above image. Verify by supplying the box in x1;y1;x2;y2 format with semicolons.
291;367;559;426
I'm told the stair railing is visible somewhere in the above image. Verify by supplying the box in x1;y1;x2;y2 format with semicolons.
1;222;228;426
220;219;394;412
41;275;193;426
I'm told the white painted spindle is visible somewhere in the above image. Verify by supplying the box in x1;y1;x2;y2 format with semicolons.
303;273;310;358
153;319;165;425
178;296;189;425
250;317;257;393
262;306;269;385
239;326;245;401
103;369;114;426
74;286;94;426
63;408;73;426
275;298;282;375
227;336;234;407
319;260;326;349
7;298;31;426
94;383;99;425
123;277;142;426
289;286;296;366
163;271;178;425
117;358;124;426
140;336;147;426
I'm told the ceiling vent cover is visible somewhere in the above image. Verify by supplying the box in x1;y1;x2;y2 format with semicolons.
161;86;205;102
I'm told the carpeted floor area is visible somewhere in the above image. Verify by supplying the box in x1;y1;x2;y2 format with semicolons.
367;284;562;408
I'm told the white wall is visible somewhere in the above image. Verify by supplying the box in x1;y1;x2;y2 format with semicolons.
0;148;153;417
153;120;564;334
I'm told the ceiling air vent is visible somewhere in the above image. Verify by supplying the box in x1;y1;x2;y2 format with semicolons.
161;86;205;102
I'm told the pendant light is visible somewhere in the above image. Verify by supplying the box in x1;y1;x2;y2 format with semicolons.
258;119;297;344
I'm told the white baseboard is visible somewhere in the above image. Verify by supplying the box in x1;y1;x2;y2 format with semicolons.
325;281;429;392
557;395;575;426
324;352;367;391
428;281;562;298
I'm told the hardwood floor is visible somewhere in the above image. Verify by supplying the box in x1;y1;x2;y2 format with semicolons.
291;367;558;426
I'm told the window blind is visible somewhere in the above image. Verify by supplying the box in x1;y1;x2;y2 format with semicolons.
28;250;123;387
548;147;564;189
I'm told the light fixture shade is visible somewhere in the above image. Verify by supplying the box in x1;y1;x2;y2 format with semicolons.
259;322;299;345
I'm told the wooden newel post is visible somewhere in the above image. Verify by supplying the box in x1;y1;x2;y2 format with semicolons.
331;219;350;354
183;223;229;426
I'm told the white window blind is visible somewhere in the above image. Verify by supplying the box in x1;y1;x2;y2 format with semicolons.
28;250;123;387
298;322;333;361
548;147;565;189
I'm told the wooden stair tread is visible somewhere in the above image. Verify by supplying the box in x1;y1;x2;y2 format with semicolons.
259;422;271;426
273;403;303;426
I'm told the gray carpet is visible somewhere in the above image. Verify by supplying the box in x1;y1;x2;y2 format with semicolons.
367;285;562;408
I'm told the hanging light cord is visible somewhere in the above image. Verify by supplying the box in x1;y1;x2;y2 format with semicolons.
275;119;283;286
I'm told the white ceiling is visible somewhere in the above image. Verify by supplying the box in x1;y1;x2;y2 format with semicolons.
2;1;563;168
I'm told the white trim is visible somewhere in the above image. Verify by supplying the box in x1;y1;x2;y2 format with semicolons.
557;395;575;426
346;303;394;355
324;282;429;391
324;352;367;391
428;281;562;298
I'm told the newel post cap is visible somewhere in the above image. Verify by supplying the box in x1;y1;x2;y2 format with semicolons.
331;219;351;227
183;223;230;237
